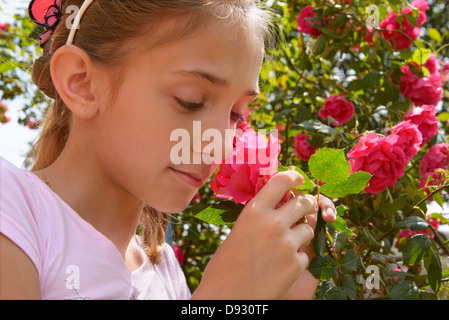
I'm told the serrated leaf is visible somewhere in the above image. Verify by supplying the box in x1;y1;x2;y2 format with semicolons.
194;201;244;226
323;286;347;300
426;250;442;293
341;249;359;272
298;120;337;135
403;234;432;266
410;48;431;66
331;216;355;236
320;171;372;198
308;255;338;280
309;148;350;184
428;28;442;43
342;275;357;299
389;281;420;300
397;216;429;231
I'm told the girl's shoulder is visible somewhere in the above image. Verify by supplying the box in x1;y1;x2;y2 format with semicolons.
0;156;56;275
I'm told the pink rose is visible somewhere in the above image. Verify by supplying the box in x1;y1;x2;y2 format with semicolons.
236;108;252;133
419;171;445;201
348;132;408;194
380;0;427;50
297;6;323;38
404;105;439;145
293;133;317;161
210;129;291;207
318;94;355;126
442;62;449;82
391;120;422;160
419;143;449;176
399;63;443;106
367;0;428;50
27;119;41;130
0;23;8;39
423;53;441;76
173;246;185;266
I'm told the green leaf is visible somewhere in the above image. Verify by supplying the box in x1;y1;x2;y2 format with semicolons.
309;148;350;184
331;216;355;236
426;250;442;293
389;281;420;300
320;171;372;198
410;48;431;66
313;34;327;55
341;249;359;272
322;286;347;300
437;111;449;123
428;28;442;43
298;120;337;135
402;234;432;266
362;228;382;249
194;201;244;226
342;275;357;299
308;255;338;280
397;216;429;231
313;228;326;256
362;71;382;87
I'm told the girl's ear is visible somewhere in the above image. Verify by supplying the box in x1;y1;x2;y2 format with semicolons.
50;44;102;120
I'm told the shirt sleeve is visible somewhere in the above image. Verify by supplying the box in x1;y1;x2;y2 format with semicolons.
0;157;45;275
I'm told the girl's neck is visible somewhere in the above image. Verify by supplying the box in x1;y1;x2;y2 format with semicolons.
34;142;144;261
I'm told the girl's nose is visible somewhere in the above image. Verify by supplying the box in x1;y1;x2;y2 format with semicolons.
191;118;235;165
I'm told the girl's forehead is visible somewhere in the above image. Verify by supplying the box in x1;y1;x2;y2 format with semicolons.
133;16;265;77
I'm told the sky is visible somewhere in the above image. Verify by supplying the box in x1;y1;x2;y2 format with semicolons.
0;0;39;169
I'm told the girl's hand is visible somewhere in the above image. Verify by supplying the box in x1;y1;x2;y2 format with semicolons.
280;193;337;300
192;169;328;300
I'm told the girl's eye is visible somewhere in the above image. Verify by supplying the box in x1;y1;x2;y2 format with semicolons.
175;98;204;111
176;97;245;123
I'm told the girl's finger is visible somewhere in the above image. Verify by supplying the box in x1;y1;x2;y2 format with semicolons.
280;193;317;227
250;170;304;210
290;222;315;250
315;194;337;223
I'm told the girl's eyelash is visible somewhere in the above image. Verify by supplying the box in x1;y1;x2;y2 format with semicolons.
175;98;245;123
175;98;204;111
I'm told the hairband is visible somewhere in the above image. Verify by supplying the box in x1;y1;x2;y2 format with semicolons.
28;0;95;47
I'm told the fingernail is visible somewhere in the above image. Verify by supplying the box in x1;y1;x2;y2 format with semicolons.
326;207;336;217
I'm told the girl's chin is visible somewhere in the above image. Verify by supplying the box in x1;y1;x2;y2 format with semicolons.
149;194;196;214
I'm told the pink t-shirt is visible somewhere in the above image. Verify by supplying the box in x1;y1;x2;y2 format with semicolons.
0;156;191;300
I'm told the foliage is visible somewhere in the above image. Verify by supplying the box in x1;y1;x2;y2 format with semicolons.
0;2;47;127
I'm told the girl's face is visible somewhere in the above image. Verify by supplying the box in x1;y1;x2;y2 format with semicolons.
93;18;265;213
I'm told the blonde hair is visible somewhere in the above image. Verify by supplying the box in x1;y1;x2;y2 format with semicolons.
29;0;275;264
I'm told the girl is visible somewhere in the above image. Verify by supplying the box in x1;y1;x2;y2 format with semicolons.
0;0;336;300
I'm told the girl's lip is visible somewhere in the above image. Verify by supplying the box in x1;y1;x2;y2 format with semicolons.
170;167;205;188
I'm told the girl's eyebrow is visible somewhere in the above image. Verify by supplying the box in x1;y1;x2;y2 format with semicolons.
174;69;260;98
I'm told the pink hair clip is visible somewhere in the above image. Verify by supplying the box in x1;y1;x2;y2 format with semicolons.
28;0;64;47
